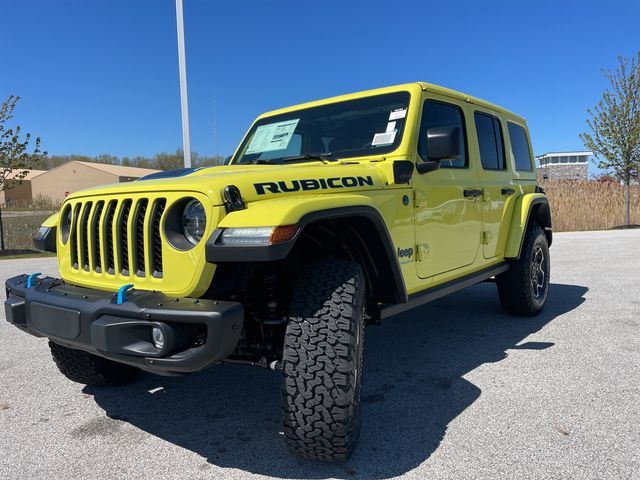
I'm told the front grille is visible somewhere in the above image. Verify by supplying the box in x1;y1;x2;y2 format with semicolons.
69;197;167;278
150;199;166;277
103;200;117;274
80;202;92;271
132;199;148;277
91;201;105;272
70;203;81;268
118;200;132;275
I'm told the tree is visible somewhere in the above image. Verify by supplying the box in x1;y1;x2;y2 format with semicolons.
580;52;640;226
0;95;47;249
0;95;47;193
154;150;184;170
593;172;619;184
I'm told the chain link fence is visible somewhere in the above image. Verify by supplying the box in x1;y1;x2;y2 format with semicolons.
0;209;56;252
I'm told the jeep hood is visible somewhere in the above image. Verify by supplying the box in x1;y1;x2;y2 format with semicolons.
64;162;389;205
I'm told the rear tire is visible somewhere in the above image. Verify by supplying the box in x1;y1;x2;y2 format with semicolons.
49;341;139;386
497;223;550;316
281;259;365;460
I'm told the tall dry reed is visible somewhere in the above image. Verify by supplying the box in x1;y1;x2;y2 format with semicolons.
543;180;640;232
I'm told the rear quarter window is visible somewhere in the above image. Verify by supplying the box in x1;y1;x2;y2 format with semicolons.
474;112;506;170
508;123;533;171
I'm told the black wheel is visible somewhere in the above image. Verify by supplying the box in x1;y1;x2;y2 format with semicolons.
281;258;365;460
497;223;550;316
49;341;139;386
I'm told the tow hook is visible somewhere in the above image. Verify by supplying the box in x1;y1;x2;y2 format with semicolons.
222;357;282;370
116;284;135;305
268;360;282;371
26;273;42;289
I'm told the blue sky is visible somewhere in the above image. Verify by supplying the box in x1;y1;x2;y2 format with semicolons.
1;0;638;174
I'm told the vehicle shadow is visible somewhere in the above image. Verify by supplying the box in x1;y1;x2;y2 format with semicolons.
85;282;587;479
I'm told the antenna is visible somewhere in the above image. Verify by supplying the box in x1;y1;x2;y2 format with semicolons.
213;83;217;161
175;0;191;168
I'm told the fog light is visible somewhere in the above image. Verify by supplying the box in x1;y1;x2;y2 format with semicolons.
151;327;165;349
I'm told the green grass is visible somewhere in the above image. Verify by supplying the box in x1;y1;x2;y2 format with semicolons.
0;252;56;260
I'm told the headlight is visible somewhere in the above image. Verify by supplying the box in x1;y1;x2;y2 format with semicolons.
218;225;298;246
182;199;206;244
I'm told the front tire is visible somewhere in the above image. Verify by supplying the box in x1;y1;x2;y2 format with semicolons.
49;341;139;386
497;223;550;315
281;259;365;460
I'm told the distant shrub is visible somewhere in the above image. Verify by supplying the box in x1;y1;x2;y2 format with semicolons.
31;194;61;210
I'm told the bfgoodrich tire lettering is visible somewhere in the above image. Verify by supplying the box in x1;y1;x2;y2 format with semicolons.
49;341;138;386
496;223;550;315
281;259;365;460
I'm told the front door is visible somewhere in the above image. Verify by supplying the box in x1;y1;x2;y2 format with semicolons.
414;99;482;279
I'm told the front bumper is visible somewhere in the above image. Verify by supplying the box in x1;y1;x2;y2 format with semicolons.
5;274;243;375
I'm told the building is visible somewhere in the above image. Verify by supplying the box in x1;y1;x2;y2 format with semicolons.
536;151;591;181
0;169;46;207
31;161;159;205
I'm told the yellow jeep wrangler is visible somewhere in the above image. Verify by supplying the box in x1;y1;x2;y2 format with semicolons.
6;82;551;460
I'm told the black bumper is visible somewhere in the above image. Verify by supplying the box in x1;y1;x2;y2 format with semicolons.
5;275;243;375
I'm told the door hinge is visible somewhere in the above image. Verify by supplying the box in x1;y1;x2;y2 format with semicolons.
414;191;427;208
415;243;429;261
481;231;492;245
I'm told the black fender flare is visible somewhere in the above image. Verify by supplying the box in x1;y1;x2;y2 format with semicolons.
205;205;407;304
510;197;553;260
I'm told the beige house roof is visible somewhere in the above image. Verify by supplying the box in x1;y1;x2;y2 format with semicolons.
3;169;46;180
70;161;159;177
29;161;161;205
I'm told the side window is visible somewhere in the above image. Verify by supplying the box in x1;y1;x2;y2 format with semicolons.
474;112;506;170
508;122;533;171
418;100;467;168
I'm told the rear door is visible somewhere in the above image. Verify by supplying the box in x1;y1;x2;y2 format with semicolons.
472;110;513;259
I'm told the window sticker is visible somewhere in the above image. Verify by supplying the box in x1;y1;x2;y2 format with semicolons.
386;121;396;133
389;108;407;120
372;131;397;146
246;118;300;154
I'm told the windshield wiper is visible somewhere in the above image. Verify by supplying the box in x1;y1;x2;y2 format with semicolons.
282;152;336;163
248;158;277;165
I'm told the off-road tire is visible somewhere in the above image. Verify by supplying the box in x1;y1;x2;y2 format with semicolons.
49;341;138;386
281;259;366;460
497;223;550;316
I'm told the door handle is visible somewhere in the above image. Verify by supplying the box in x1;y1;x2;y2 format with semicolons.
501;188;516;196
463;189;482;198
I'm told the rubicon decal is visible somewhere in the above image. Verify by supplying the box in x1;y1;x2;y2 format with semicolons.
254;176;374;195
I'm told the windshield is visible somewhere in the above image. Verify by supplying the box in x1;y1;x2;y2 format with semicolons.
232;91;411;164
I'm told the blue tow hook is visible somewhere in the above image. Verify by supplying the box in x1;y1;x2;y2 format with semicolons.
116;284;135;305
26;273;42;289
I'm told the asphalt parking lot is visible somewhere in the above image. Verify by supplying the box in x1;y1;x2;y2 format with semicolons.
1;229;638;480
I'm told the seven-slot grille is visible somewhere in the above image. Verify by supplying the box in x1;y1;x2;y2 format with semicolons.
68;197;167;278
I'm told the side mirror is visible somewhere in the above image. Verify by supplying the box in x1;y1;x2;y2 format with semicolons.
427;126;461;161
416;126;461;174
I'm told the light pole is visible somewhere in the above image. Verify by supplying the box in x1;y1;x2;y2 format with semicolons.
175;0;191;168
